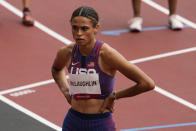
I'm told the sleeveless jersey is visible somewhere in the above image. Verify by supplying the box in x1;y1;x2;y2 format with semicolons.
68;40;115;99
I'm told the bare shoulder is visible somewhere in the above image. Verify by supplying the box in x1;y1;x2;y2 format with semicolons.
98;43;125;73
100;43;130;70
100;43;125;61
53;43;75;69
100;43;118;57
57;43;75;57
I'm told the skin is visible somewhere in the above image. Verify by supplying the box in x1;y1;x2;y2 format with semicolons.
131;0;178;17
23;0;30;8
52;16;155;114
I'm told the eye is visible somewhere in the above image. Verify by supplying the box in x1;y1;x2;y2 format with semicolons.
72;25;78;31
81;26;89;31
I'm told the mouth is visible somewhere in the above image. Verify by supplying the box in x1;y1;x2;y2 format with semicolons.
76;38;84;42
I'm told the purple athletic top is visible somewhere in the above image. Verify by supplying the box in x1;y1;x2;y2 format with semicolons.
68;40;115;99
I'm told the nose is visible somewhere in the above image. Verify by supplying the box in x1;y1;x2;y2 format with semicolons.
76;29;83;36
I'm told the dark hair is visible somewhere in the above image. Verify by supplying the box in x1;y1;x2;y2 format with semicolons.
70;6;99;27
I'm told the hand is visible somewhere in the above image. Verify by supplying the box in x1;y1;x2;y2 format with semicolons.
99;93;115;113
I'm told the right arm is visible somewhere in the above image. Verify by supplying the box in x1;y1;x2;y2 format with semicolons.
51;44;74;104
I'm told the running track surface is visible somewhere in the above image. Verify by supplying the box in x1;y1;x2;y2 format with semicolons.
0;0;196;131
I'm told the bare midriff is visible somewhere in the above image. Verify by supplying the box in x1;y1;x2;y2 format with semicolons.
71;98;109;114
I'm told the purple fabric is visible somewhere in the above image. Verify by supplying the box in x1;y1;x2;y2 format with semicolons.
62;108;116;131
68;40;115;99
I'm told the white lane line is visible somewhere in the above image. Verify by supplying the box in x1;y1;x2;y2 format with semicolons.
0;79;54;95
0;0;196;129
34;21;72;44
0;75;70;95
0;0;72;45
131;47;196;64
142;0;196;29
0;95;62;131
0;47;195;112
1;47;196;95
155;86;196;111
0;0;22;17
9;89;36;97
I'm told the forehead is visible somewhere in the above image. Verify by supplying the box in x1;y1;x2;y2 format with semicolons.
71;16;93;26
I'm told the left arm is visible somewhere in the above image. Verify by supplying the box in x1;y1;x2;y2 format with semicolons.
99;44;155;112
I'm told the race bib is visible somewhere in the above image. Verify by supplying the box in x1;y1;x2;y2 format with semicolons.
69;73;101;95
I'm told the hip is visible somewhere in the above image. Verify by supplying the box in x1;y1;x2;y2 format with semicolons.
62;108;116;131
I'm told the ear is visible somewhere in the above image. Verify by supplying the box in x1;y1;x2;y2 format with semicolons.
94;24;100;34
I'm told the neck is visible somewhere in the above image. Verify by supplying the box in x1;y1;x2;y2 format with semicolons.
79;39;96;56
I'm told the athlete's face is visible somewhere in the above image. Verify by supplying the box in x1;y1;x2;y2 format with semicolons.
71;16;99;46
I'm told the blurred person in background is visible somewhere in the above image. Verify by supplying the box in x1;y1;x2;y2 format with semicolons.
22;0;34;26
129;0;183;32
